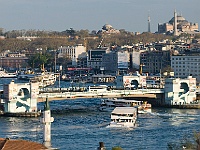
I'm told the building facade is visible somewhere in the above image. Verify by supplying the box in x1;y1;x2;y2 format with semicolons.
131;51;141;70
58;44;86;66
0;51;28;70
102;51;130;75
140;50;171;74
164;76;196;105
87;47;109;69
158;10;198;35
171;54;200;81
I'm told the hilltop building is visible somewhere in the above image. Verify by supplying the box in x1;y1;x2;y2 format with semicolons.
158;10;199;35
98;24;120;34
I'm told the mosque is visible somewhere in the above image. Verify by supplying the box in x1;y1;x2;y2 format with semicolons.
99;24;120;34
158;10;199;35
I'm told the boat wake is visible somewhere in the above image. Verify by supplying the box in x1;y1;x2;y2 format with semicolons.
150;112;200;118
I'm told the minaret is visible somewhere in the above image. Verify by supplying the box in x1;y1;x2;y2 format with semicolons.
40;96;54;148
148;14;151;33
174;9;178;36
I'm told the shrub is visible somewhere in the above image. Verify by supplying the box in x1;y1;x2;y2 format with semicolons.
112;146;123;150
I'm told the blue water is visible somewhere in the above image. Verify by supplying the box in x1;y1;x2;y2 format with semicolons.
0;98;200;150
0;79;200;149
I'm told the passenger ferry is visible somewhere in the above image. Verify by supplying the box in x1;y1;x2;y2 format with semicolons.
99;98;151;114
107;107;137;128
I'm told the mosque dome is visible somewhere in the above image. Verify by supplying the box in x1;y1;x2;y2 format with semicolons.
102;24;113;30
169;15;188;25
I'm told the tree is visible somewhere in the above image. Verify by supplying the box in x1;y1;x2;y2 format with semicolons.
28;52;52;71
56;53;71;71
112;146;123;150
161;65;174;76
66;28;76;36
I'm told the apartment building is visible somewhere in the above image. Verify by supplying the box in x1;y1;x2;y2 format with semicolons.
171;54;200;81
58;44;86;66
140;50;171;74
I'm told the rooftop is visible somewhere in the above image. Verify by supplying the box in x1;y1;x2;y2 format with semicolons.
0;138;47;150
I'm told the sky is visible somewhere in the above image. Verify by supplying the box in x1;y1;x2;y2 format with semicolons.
0;0;200;33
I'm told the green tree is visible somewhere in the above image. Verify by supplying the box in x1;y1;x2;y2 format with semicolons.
28;52;52;71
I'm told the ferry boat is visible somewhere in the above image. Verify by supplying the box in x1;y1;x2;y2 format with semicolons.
107;107;137;128
31;72;57;88
99;98;151;114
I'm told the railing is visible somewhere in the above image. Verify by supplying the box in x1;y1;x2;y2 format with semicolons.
38;88;164;99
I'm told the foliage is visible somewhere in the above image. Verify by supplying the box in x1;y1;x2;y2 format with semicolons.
56;53;72;70
0;29;172;53
112;146;123;150
28;52;52;70
161;65;174;74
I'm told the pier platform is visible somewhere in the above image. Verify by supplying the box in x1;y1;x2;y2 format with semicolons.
0;112;41;117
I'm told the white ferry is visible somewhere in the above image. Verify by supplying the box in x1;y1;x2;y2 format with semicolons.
107;107;137;128
99;98;151;114
31;72;57;88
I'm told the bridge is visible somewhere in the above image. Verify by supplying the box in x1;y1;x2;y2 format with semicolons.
37;88;165;102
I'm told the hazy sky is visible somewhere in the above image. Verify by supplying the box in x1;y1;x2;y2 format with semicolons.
0;0;200;33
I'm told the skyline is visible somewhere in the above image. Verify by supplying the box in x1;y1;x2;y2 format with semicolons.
0;0;200;33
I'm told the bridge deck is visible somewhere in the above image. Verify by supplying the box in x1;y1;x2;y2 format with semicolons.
37;88;164;102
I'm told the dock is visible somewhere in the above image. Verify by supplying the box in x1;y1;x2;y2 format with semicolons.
37;88;164;102
0;112;41;117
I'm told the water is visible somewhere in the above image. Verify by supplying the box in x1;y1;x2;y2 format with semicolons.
0;79;200;149
0;98;200;150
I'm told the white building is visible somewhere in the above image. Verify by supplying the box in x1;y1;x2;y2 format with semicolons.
3;80;39;113
131;51;140;69
164;76;196;105
171;54;200;81
115;73;146;89
58;44;86;66
117;51;129;70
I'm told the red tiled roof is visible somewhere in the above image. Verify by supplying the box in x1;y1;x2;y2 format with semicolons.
0;138;48;150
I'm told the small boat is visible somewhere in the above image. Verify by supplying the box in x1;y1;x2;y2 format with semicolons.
0;70;17;78
139;101;152;114
107;107;137;128
99;98;151;114
17;71;36;80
